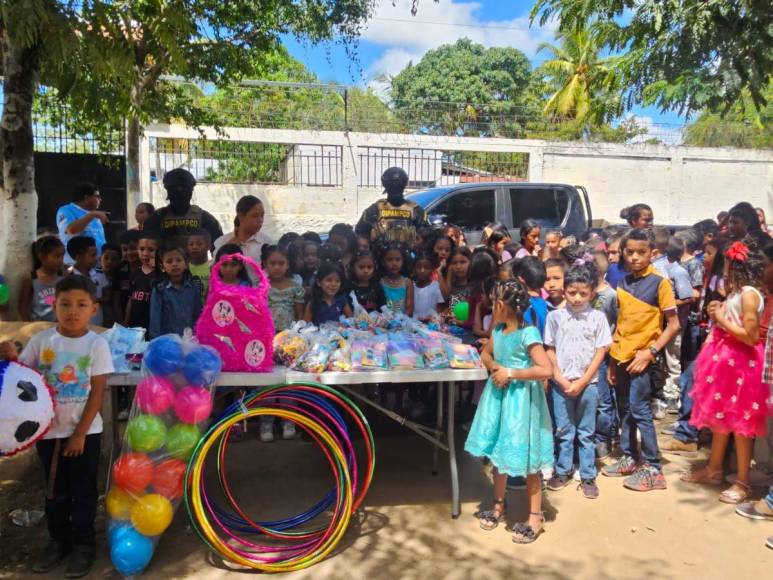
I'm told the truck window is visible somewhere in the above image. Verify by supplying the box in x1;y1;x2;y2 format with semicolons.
433;189;495;232
510;187;569;230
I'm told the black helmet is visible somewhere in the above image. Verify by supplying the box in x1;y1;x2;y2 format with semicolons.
163;167;196;191
381;167;409;191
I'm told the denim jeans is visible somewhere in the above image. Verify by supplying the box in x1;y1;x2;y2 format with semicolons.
674;361;699;444
552;383;599;480
614;362;661;469
596;358;618;445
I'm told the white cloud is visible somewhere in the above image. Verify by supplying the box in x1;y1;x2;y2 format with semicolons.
362;0;557;80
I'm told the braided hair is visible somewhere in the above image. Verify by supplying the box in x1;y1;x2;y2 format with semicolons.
491;278;531;325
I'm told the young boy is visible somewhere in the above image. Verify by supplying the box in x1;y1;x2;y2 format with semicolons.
187;229;212;300
125;234;158;332
66;236;104;327
112;230;141;321
149;244;203;338
544;258;566;309
95;242;121;327
602;228;680;491
0;276;114;577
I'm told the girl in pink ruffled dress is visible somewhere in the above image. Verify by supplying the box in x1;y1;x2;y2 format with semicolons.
682;240;773;504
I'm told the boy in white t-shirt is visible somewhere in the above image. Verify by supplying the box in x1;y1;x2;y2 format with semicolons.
412;251;445;321
0;276;114;577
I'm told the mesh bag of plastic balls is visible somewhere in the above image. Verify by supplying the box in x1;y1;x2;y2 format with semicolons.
106;333;222;577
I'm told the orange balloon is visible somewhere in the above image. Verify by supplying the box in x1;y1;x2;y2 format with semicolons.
112;452;154;495
152;458;186;500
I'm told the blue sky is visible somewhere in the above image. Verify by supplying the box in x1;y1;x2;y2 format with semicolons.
283;0;685;128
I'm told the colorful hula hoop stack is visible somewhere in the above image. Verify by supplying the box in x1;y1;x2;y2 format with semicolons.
184;382;375;573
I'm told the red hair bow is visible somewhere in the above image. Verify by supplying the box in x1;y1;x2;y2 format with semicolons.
725;241;749;262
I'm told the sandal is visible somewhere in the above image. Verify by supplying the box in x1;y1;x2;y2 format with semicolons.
679;465;723;485
719;480;751;504
478;498;506;531
512;512;545;544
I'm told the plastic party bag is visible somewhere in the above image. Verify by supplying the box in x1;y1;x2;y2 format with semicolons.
273;329;308;367
103;324;147;372
445;342;483;369
421;337;450;369
106;333;222;577
387;333;425;370
351;335;388;371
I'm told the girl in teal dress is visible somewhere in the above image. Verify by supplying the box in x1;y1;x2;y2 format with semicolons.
465;279;554;544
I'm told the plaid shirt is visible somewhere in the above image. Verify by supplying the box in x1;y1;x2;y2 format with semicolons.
764;322;773;385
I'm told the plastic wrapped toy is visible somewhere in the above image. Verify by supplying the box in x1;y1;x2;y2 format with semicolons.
386;333;424;370
102;324;147;373
273;329;308;366
421;337;450;369
445;342;483;369
351;335;388;371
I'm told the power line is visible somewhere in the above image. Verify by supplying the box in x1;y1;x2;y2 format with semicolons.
369;16;536;32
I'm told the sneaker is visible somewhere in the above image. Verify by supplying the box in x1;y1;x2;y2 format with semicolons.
666;399;680;415
506;476;527;490
260;422;274;442
32;540;71;573
595;441;611;460
282;422;296;440
547;474;573;491
580;479;599;499
660;422;677;436
652;400;667;420
65;545;95;579
624;464;667;491
602;456;638;478
660;437;698;456
735;500;773;521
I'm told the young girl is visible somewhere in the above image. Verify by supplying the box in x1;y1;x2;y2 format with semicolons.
19;236;65;322
301;240;320;288
432;234;455;281
516;219;541;258
263;245;305;332
413;251;444;321
485;225;512;262
148;245;203;338
465;279;554;543
215;244;252;287
380;245;414;316
681;240;773;504
133;202;155;230
349;250;385;313
304;262;353;325
542;230;562;261
444;247;473;322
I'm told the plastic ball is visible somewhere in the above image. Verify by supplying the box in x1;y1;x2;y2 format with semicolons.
130;493;173;537
151;458;186;500
452;301;470;322
0;283;8;306
135;376;175;415
182;347;222;386
126;414;167;453
174;386;212;424
143;335;182;376
110;526;154;576
106;486;136;520
165;423;200;460
112;452;154;494
107;521;133;546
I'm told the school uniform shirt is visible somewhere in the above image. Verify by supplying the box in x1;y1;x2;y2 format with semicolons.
653;256;692;327
127;269;157;329
610;265;676;363
413;280;444;319
213;231;273;265
545;305;612;383
19;327;114;439
56;202;106;265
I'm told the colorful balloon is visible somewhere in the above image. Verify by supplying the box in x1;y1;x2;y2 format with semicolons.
0;283;9;306
130;493;173;537
106;486;136;520
126;414;167;453
135;376;176;415
452;301;470;322
174;386;212;424
143;335;183;376
112;452;154;494
152;458;186;500
182;347;222;386
165;423;200;460
110;526;154;576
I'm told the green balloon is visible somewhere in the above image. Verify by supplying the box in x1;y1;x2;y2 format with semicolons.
0;284;9;306
452;301;470;322
126;414;167;453
166;423;201;460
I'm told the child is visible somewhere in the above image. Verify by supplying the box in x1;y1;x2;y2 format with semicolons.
545;264;612;498
442;246;473;324
95;243;121;327
112;230;141;323
349;250;386;314
148;245;203;339
603;228;680;491
542;230;562;261
66;237;103;326
304;262;353;325
125;234;158;331
484;224;512;262
681;240;772;504
516;257;549;338
263;245;305;332
328;223;357;270
215;243;252;286
516;219;541;258
0;276;114;577
19;236;65;322
133;202;155;230
605;234;626;289
380;245;414;316
301;240;320;288
413;250;444;321
187;229;212;299
543;258;565;309
432;234;454;282
465;279;554;543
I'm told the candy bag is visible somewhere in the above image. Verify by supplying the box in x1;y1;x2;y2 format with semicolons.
273;329;308;367
445;342;483;369
351;335;388;371
387;333;425;370
422;337;450;369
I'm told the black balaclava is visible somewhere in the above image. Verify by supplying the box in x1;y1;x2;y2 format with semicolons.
163;168;196;215
381;167;409;206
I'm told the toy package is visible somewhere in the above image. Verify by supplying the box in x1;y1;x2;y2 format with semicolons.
351;335;388;371
445;342;483;369
103;324;147;372
273;328;308;367
387;333;425;370
421;337;450;369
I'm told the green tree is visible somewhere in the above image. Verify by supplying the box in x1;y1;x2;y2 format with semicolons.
531;0;773;116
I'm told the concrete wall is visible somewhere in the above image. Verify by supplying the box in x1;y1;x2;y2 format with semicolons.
140;125;772;234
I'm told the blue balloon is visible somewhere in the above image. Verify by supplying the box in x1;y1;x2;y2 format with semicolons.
110;527;154;576
108;522;133;546
144;335;182;376
183;347;222;386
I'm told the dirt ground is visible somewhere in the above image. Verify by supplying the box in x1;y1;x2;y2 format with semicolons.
1;411;771;580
